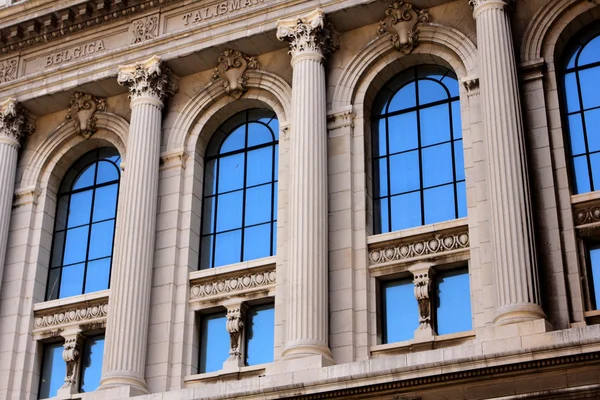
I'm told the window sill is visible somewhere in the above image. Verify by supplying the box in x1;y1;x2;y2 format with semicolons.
184;364;267;384
34;289;110;312
367;218;468;246
571;191;600;205
584;310;600;325
371;330;475;356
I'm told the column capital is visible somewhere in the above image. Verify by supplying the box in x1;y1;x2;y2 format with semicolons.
469;0;514;16
117;55;177;103
0;99;33;146
276;8;339;61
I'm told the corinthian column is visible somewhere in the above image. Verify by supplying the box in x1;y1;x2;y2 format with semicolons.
100;56;176;393
471;0;544;325
0;99;30;295
277;9;338;362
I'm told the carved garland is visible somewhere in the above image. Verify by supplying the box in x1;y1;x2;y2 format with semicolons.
190;269;276;301
574;201;600;226
212;49;258;99
34;301;109;330
377;1;431;55
369;231;469;266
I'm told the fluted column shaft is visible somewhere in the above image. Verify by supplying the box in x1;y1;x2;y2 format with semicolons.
473;0;544;325
100;56;175;393
277;9;337;360
0;99;28;295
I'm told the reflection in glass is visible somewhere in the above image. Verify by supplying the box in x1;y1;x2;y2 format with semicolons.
199;312;229;373
80;335;105;393
39;342;66;399
436;268;472;335
382;279;418;343
46;148;120;301
563;32;600;194
245;304;275;366
373;66;465;233
200;110;278;269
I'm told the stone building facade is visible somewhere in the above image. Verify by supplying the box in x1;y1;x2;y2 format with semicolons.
0;0;600;399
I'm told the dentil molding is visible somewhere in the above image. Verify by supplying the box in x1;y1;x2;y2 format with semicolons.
377;1;431;55
117;55;178;101
276;8;339;59
213;49;259;100
65;92;107;139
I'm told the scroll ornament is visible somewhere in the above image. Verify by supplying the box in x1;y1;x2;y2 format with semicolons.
65;92;107;138
226;307;245;361
377;1;431;54
213;49;258;100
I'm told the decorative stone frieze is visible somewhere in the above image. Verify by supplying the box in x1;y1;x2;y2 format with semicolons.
212;49;258;99
33;299;109;332
368;230;469;266
65;92;107;139
377;1;431;54
117;55;177;101
0;57;18;83
189;268;276;303
276;8;339;59
574;200;600;226
225;305;246;365
131;15;159;44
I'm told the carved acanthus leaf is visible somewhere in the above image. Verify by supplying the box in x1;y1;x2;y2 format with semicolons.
65;92;107;138
378;1;431;55
117;55;177;101
0;98;34;144
0;57;18;83
212;49;258;100
276;9;339;59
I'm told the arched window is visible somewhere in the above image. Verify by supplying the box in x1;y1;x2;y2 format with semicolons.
200;109;279;269
372;65;465;234
563;33;600;194
46;148;121;301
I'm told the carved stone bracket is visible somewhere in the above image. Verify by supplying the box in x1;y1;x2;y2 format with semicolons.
131;14;159;44
276;8;339;59
377;1;431;55
409;263;434;336
212;49;258;100
225;305;247;367
65;92;107;138
117;55;178;102
0;99;34;145
461;76;480;95
0;57;18;83
59;329;83;395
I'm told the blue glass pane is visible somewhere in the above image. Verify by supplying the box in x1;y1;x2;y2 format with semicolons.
389;151;420;194
578;35;600;67
72;164;96;191
216;191;243;232
374;118;387;157
39;342;66;399
564;73;580;113
272;222;277;254
388;82;416;113
247;147;273;187
51;231;65;267
454;141;465;181
585;109;600;152
80;336;105;393
245;185;272;225
63;226;89;265
46;268;60;300
424;184;456;225
243;223;271;261
580;67;600;109
269;118;279;140
88;220;115;260
200;236;214;270
567;47;579;69
96;161;119;185
422;143;453;188
84;258;111;293
68;190;93;228
573;155;591;194
568;114;586;156
273;182;278;220
247;123;274;147
376;198;390;234
451;101;462;139
589;247;600;308
418;79;448;105
218;153;245;193
391;192;421;231
457;181;467;218
60;262;85;298
220;125;245;154
202;196;216;234
388;112;418;153
246;304;274;366
382;279;418;343
92;184;118;222
590;153;600;191
375;158;388;197
55;197;69;231
199;312;229;373
442;75;459;98
437;269;472;335
214;230;242;267
204;159;217;196
420;104;451;146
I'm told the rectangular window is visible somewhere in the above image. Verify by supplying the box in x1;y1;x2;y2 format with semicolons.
39;342;66;399
245;303;274;366
587;246;600;310
381;278;419;344
198;311;229;373
79;335;105;393
436;267;472;335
